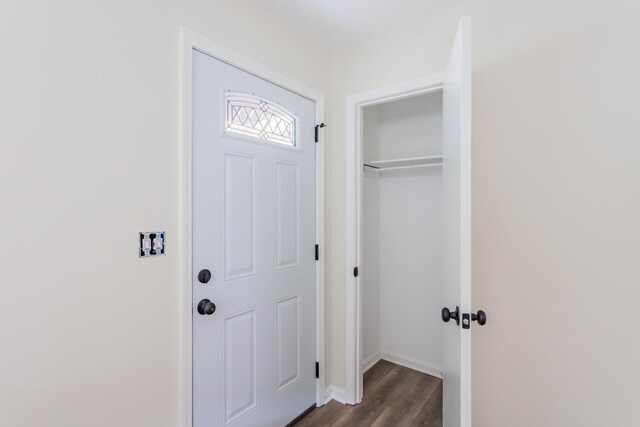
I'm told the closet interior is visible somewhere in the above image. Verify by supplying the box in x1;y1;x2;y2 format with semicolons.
361;90;444;380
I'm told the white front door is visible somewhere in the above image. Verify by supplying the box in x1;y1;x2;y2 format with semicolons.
442;17;472;427
192;50;317;427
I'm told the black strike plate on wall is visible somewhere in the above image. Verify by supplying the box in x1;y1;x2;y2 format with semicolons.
353;267;359;277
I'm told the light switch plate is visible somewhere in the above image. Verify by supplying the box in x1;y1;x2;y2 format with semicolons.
139;232;165;257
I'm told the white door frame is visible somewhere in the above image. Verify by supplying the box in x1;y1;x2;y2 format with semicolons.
345;73;456;404
179;28;326;427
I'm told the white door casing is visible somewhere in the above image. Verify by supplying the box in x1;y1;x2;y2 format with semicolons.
442;16;472;427
191;50;317;426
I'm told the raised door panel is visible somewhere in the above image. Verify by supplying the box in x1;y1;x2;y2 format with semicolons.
224;308;257;425
224;152;256;280
275;295;301;392
275;161;300;269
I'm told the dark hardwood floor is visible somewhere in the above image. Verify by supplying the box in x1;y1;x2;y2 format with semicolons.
295;360;442;426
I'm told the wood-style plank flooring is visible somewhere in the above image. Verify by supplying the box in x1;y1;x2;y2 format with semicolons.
295;360;442;426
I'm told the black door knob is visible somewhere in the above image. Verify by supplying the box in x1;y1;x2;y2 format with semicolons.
471;310;487;325
198;269;212;284
442;306;460;325
197;299;216;315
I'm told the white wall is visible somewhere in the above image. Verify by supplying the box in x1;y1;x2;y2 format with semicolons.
361;95;443;375
0;2;330;426
379;170;442;372
377;93;443;160
329;0;640;425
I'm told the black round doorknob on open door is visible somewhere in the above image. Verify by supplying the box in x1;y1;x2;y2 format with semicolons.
198;269;212;284
197;299;216;315
471;310;487;325
441;306;460;325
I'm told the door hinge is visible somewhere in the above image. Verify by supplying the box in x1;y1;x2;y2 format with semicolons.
314;123;326;143
315;362;319;379
315;244;319;261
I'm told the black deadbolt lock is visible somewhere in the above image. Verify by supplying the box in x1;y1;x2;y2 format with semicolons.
198;269;212;284
441;306;460;326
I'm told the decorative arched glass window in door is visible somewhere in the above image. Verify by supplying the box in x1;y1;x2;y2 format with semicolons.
224;92;298;147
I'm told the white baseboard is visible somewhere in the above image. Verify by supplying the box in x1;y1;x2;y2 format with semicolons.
380;351;443;379
362;352;382;373
324;385;347;405
323;385;333;404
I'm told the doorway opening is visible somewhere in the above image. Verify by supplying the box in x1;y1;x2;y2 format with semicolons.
361;90;444;383
359;90;445;425
345;73;447;405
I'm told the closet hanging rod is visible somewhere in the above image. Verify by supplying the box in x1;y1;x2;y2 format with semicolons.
363;155;443;170
363;162;443;172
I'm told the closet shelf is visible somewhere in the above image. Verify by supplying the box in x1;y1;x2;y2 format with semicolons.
363;155;443;172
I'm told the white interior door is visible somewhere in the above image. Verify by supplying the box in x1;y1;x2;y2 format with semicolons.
442;16;472;427
192;50;317;427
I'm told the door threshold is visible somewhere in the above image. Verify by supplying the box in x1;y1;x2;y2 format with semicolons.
285;404;317;426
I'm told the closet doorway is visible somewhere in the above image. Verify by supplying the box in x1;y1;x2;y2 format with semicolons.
361;90;445;380
345;17;479;427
